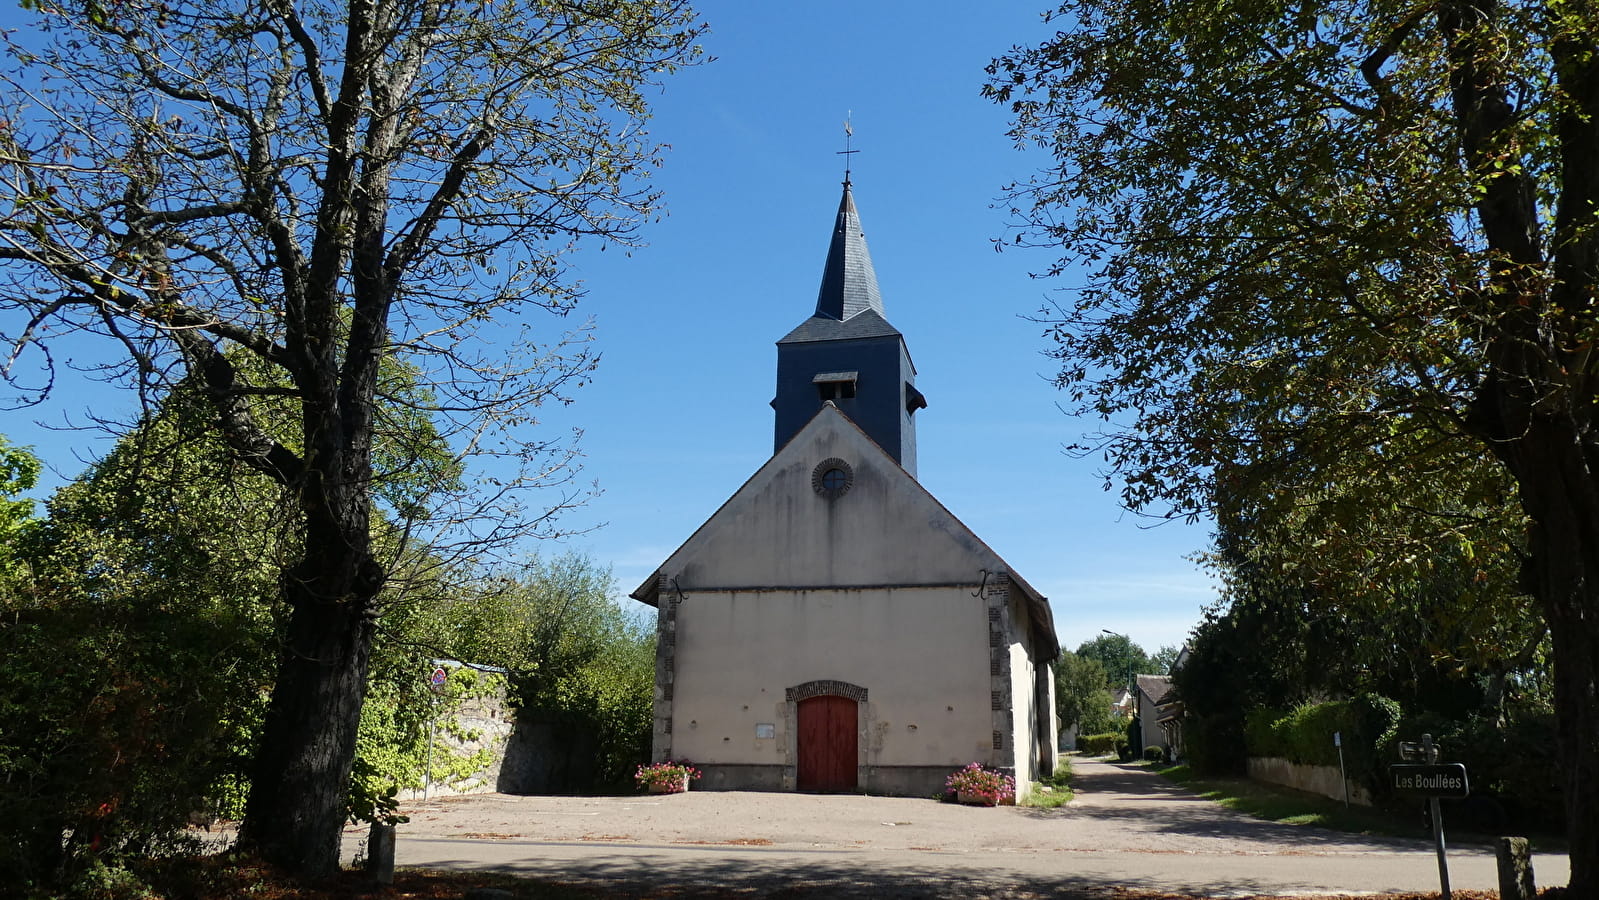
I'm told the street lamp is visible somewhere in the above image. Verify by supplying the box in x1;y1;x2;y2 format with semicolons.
1102;629;1137;748
1101;629;1135;697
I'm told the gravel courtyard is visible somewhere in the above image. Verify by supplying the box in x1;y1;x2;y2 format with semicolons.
359;758;1570;898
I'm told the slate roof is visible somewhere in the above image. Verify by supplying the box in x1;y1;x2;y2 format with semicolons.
777;307;902;344
1137;674;1176;706
780;182;906;346
812;181;885;322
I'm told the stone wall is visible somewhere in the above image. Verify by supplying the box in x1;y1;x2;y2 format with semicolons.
399;686;514;800
1247;756;1372;806
495;714;603;794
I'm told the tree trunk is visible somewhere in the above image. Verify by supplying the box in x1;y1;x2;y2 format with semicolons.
1472;370;1599;895
1443;1;1599;888
1515;428;1599;894
237;540;382;875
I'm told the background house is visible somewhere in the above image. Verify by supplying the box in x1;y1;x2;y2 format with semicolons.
1134;647;1188;760
1134;674;1173;754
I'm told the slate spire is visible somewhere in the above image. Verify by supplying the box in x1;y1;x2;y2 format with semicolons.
813;180;884;321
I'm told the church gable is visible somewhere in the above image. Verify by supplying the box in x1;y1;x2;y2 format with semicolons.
640;405;1001;593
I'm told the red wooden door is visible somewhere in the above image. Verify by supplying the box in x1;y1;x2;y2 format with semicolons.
797;695;857;792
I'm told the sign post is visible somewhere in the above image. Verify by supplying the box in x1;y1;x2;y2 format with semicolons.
1334;731;1349;809
1429;793;1450;900
425;666;448;799
1390;734;1468;900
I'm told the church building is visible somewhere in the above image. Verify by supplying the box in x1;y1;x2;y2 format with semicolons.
630;178;1060;797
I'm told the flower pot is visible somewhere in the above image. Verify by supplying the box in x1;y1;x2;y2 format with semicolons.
957;789;996;806
648;774;689;794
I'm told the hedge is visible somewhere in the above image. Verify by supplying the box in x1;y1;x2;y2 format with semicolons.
1184;713;1245;775
1081;731;1126;755
1244;695;1401;792
1243;696;1559;831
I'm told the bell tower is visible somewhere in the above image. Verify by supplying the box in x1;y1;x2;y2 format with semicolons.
772;180;925;475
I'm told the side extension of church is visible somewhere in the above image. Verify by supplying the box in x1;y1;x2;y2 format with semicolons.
630;179;1059;798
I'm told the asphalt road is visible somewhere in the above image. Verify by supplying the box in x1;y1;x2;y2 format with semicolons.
365;758;1570;897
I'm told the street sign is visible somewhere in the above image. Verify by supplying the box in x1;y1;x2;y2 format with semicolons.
1391;763;1470;799
429;666;447;687
1395;734;1463;900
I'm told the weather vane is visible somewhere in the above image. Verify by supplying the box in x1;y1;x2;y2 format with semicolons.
837;113;858;185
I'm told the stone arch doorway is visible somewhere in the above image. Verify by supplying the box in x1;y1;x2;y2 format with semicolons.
787;680;866;793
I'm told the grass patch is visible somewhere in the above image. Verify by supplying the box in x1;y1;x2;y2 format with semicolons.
1023;785;1072;809
1155;763;1569;856
1155;764;1423;837
1023;757;1075;808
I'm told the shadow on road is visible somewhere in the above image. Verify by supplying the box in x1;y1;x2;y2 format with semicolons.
1017;759;1426;853
408;839;1359;899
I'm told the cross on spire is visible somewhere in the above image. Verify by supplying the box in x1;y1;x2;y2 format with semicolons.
837;114;858;186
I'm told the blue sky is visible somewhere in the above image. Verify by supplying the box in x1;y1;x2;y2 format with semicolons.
1;2;1217;656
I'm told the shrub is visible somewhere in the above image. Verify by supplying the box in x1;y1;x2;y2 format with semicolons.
1080;731;1124;755
1465;711;1560;829
1347;693;1402;796
1244;707;1290;759
1143;745;1168;764
1388;709;1561;831
0;588;269;895
431;554;657;791
1245;697;1398;767
1184;713;1245;775
1283;701;1345;766
350;665;506;825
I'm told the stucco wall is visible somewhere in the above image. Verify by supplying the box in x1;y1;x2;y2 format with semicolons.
1139;710;1165;753
1007;637;1035;787
648;406;1057;797
661;409;1003;590
669;585;992;779
1003;589;1059;795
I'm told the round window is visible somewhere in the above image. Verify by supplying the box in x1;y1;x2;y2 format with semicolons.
811;458;854;498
